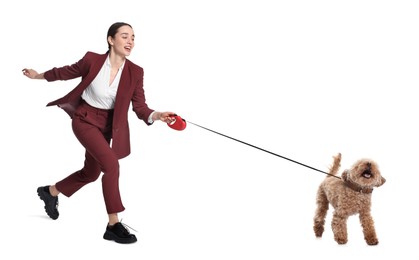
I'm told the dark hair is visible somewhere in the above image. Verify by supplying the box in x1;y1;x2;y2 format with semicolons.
107;22;132;50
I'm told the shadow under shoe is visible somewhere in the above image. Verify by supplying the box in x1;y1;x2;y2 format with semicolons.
37;186;59;220
103;222;137;244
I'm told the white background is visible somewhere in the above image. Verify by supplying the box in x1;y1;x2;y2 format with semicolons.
1;0;418;259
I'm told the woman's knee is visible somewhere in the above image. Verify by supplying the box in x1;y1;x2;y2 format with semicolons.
102;159;120;175
80;168;102;182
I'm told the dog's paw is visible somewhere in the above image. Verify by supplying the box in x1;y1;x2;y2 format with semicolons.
335;237;348;245
366;238;379;245
313;224;324;237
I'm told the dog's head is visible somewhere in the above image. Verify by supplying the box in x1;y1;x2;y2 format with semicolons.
342;159;386;188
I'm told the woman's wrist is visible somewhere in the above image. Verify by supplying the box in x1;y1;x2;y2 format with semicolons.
152;111;161;121
35;72;45;79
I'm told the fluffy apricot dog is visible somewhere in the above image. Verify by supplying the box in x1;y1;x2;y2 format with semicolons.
313;153;386;245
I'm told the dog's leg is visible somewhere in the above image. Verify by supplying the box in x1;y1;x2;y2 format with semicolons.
331;211;348;244
313;187;328;237
359;212;379;245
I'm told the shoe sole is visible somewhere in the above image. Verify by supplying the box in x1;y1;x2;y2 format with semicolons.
103;231;137;244
37;187;59;220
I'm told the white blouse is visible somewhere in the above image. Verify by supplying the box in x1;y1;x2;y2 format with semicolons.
81;55;124;110
81;55;156;123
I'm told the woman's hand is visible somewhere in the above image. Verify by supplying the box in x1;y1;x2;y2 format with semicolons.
153;111;177;124
22;68;44;79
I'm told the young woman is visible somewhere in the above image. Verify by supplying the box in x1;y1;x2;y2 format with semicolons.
22;22;177;244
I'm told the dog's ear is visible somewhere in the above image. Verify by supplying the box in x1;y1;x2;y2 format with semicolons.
341;170;348;181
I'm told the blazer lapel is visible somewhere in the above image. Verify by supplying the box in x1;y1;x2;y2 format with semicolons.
113;62;133;118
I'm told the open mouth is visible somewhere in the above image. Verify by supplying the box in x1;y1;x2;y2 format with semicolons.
362;170;372;179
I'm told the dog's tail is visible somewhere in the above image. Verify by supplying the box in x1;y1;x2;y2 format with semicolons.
328;153;341;177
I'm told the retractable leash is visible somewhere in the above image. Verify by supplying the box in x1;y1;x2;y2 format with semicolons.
167;115;340;179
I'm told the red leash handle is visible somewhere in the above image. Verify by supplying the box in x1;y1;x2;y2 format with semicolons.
167;115;187;131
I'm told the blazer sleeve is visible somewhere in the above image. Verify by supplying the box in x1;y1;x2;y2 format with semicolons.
131;66;154;125
43;52;92;82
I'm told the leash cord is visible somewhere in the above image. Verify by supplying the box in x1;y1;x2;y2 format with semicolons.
186;120;341;179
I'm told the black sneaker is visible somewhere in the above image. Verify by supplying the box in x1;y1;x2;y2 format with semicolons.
103;222;137;244
37;186;59;220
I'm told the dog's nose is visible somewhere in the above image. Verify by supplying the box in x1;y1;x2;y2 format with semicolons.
367;162;371;169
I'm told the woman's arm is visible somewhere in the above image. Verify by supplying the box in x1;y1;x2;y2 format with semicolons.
23;52;92;82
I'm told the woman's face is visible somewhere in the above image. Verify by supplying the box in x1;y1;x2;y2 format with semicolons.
108;25;135;57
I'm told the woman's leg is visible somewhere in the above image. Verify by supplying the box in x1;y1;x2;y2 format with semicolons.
56;104;125;214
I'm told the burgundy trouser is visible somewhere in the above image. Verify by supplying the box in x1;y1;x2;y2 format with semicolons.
55;101;125;214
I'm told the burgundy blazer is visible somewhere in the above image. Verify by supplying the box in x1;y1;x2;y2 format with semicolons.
45;51;154;159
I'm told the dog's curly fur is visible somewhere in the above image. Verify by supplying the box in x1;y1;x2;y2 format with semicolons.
313;153;386;245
